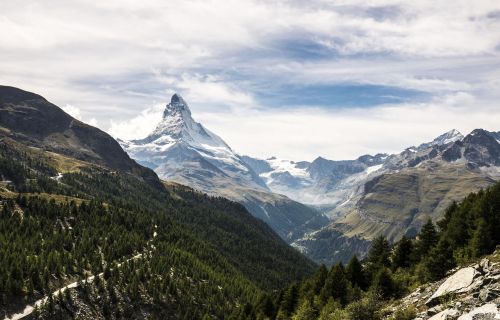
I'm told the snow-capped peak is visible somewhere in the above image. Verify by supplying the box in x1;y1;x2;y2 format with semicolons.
131;94;229;150
434;129;463;145
162;93;191;119
418;129;464;150
120;94;268;190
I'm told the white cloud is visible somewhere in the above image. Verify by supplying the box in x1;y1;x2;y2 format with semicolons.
154;72;255;110
61;104;100;128
196;92;500;161
108;103;164;140
61;104;82;120
1;0;499;160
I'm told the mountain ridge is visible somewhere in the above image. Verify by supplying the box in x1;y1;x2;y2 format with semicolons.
120;94;328;241
0;85;164;191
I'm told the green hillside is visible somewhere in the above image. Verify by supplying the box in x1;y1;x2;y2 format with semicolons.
0;136;315;319
242;181;500;319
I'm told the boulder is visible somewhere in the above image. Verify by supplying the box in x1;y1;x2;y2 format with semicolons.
427;267;480;306
479;288;499;302
428;308;460;320
456;303;500;319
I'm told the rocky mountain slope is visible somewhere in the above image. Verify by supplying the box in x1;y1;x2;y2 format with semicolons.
0;85;162;190
120;94;328;240
385;250;500;319
244;129;500;264
0;86;316;319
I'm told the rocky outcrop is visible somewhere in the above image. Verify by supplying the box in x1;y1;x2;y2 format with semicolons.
426;267;481;306
0;85;164;191
386;251;500;320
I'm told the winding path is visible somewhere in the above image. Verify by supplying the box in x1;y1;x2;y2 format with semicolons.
4;227;157;320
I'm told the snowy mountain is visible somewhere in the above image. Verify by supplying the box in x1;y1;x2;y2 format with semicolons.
241;153;388;208
243;129;500;264
120;94;266;190
120;94;328;240
120;96;500;265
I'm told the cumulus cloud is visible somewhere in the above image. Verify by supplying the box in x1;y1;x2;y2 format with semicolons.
195;92;500;160
1;0;499;160
61;104;82;120
62;104;100;128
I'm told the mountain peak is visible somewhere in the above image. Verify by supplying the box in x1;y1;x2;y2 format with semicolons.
434;129;463;145
170;93;187;107
163;93;191;119
418;129;464;150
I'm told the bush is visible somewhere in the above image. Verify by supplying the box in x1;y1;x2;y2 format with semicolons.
345;294;381;320
390;306;417;320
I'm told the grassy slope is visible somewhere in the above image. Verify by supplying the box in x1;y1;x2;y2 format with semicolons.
336;161;497;242
0;137;315;318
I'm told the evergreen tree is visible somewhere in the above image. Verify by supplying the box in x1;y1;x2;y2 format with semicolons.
470;218;491;258
318;298;342;320
279;283;299;316
319;264;349;306
424;239;455;281
254;293;275;319
370;268;394;299
291;299;317;320
391;236;413;270
367;236;391;268
413;219;438;262
346;255;365;289
312;264;328;294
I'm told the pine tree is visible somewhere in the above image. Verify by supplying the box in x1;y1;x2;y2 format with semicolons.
255;293;275;319
346;256;365;289
424;239;455;281
312;265;328;294
279;283;299;316
367;236;391;268
318;298;341;320
292;299;317;320
470;218;491;258
413;219;438;262
391;236;413;270
319;264;349;306
370;268;394;299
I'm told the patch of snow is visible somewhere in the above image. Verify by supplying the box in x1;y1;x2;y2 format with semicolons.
265;157;310;178
365;164;383;175
51;173;63;181
259;205;270;219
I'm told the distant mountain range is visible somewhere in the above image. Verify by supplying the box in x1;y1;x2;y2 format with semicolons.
119;94;328;241
244;129;500;264
0;85;317;318
119;94;500;264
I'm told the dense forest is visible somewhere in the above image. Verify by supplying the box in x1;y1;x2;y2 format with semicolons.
1;136;499;319
233;182;500;320
0;139;315;319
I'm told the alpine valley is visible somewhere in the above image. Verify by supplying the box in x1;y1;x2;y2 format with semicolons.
120;94;500;265
1;86;500;320
119;94;329;241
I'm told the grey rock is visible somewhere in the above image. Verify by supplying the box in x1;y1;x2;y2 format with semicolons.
479;288;498;302
456;303;500;319
427;267;480;306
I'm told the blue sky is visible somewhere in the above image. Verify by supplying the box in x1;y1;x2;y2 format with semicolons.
1;0;500;160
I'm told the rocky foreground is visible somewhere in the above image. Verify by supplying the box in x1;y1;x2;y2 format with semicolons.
387;250;500;319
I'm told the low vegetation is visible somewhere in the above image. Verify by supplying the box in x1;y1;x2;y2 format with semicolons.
234;181;500;319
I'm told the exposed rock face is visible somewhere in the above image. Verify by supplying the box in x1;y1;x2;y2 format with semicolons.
457;304;499;319
0;85;164;190
120;94;328;241
244;129;500;264
386;251;500;320
426;267;481;306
